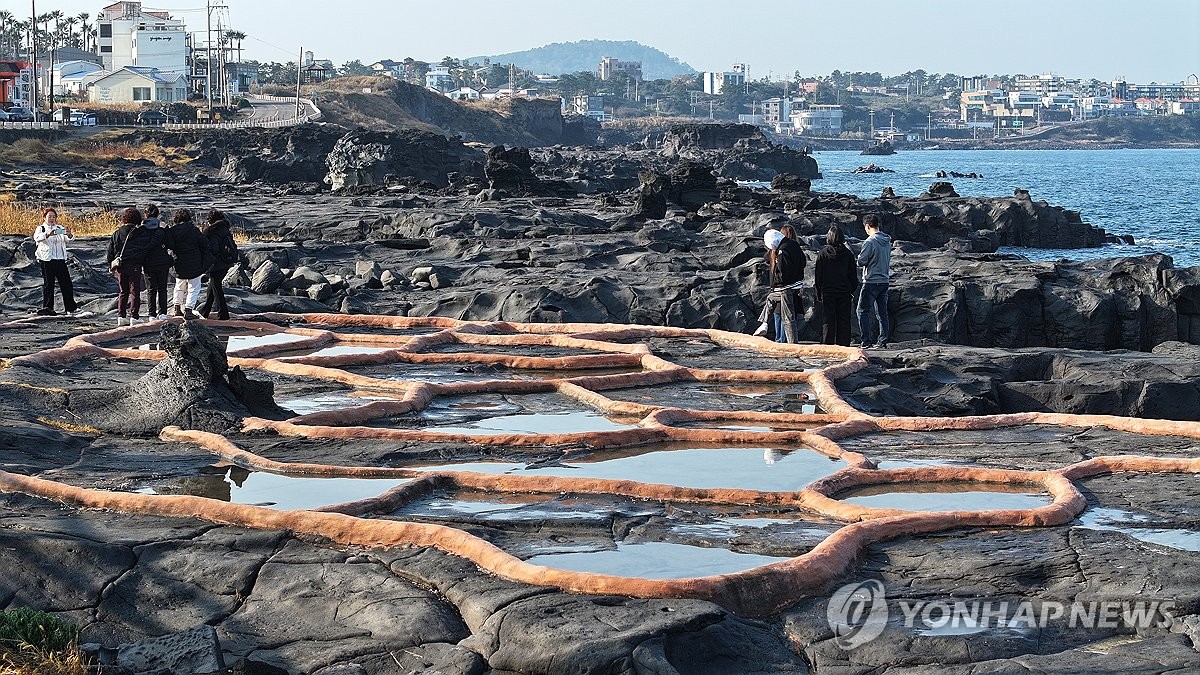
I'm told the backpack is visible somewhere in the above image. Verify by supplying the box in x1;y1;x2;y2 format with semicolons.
215;230;239;266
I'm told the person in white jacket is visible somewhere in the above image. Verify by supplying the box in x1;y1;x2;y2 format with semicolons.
32;208;83;316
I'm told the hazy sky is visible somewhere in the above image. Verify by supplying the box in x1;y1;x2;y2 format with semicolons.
31;0;1200;82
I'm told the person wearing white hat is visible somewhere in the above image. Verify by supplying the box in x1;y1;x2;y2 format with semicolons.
755;227;806;342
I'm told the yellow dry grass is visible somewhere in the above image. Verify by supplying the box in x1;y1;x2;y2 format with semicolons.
36;417;101;435
0;202;119;237
0;647;88;675
75;141;193;167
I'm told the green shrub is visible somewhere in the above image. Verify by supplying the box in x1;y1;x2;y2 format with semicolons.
0;608;79;654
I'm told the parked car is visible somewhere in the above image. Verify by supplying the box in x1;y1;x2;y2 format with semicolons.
6;107;34;122
70;112;97;127
136;110;179;125
0;109;9;121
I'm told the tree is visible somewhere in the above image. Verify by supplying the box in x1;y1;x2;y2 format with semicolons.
339;59;372;77
224;30;246;63
76;12;90;52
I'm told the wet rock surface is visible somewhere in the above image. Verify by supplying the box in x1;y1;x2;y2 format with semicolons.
0;315;1196;673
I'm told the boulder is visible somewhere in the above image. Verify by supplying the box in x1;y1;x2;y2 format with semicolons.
630;171;669;220
666;161;719;212
325;128;482;191
66;321;287;434
250;261;285;294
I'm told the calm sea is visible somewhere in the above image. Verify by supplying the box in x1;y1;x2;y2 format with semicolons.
807;149;1199;268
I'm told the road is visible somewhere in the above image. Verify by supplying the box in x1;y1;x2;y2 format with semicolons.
247;98;304;123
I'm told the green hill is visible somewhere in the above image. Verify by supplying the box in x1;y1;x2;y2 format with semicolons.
471;40;695;80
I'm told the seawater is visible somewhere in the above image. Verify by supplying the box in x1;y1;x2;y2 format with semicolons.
804;149;1199;267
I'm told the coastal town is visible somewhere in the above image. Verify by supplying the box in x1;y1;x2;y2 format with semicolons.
0;2;1199;675
1;1;1198;146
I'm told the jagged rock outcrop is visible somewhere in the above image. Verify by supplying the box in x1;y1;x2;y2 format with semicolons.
215;125;344;184
68;321;285;434
658;123;821;181
324;129;483;191
838;342;1200;420
484;145;576;197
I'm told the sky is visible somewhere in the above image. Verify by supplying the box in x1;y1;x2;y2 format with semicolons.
26;0;1200;83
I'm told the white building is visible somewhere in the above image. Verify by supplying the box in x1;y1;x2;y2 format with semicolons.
790;104;843;135
52;60;105;97
88;66;188;104
425;67;454;92
702;64;747;95
448;87;480;101
567;94;608;120
97;2;187;78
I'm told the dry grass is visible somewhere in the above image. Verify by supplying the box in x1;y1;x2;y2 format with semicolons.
36;417;101;435
73;140;193;167
0;609;87;675
0;201;119;237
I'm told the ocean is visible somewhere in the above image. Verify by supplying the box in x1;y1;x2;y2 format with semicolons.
806;149;1199;268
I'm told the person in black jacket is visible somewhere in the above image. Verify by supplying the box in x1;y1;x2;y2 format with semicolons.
167;209;213;319
106;207;155;326
200;209;238;320
140;204;173;321
814;225;859;346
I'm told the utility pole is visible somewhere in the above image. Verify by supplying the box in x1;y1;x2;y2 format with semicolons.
30;0;38;122
869;109;875;139
927;111;932;141
296;46;303;119
205;0;212;118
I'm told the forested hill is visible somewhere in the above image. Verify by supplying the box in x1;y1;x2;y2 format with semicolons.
471;40;696;79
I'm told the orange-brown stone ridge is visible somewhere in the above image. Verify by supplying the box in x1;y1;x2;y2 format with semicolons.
2;313;1197;617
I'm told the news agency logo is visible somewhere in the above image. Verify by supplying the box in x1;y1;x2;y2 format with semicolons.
826;580;1178;650
826;580;888;649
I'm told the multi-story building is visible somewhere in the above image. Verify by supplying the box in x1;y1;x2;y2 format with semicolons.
425;67;454;92
96;1;187;77
568;94;607;120
598;57;642;82
790;104;843;136
702;64;746;95
1015;73;1080;96
959;89;1005;121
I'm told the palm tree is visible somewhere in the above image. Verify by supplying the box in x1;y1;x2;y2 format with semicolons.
62;16;78;49
76;12;90;52
224;29;245;63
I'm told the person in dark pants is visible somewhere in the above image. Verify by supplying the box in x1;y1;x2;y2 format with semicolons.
32;208;81;316
856;214;893;348
140;205;173;320
814;225;858;346
200;209;238;320
107;207;162;326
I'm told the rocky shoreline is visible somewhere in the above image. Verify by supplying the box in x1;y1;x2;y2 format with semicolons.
0;122;1197;674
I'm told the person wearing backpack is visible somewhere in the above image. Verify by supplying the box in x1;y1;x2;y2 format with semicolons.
167;209;213;319
200;209;238;320
106;207;159;326
140;205;173;321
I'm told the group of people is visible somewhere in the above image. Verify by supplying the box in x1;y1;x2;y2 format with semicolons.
759;214;893;348
35;205;238;324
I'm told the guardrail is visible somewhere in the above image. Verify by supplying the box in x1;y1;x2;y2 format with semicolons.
0;121;67;130
162;95;322;131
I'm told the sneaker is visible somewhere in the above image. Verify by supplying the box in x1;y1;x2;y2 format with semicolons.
752;322;769;337
870;341;889;349
116;317;129;327
156;314;169;321
35;308;57;316
130;317;142;325
69;309;95;318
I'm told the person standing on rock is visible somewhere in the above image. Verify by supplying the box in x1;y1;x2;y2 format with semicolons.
761;228;806;343
32;208;83;316
200;209;238;320
814;225;858;346
856;214;893;348
166;209;213;319
140;205;173;321
106;207;159;326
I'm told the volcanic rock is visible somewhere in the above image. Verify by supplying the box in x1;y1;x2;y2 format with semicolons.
67;321;286;434
325;128;483;190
